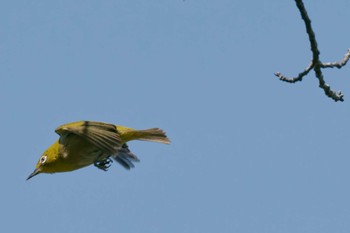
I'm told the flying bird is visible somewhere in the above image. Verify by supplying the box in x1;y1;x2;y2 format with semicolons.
27;121;170;180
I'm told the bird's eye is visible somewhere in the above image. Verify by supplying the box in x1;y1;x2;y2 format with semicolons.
40;155;47;164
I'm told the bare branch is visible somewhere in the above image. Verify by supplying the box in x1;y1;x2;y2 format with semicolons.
314;63;344;101
275;62;313;83
295;0;320;62
320;49;350;69
275;0;348;102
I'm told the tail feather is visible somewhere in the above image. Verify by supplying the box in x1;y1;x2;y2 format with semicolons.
118;127;170;144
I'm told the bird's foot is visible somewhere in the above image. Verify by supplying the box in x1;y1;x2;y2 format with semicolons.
94;158;113;171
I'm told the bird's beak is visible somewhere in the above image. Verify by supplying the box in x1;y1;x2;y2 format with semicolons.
26;168;41;180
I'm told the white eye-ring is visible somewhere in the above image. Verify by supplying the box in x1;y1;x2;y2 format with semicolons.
40;155;47;164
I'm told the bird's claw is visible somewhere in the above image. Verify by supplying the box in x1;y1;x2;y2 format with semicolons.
94;158;113;171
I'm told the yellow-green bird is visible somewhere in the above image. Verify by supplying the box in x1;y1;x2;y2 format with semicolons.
27;121;170;180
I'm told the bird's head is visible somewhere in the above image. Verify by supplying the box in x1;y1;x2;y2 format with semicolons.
27;141;60;180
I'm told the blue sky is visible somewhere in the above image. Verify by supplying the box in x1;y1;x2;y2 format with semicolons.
2;0;350;232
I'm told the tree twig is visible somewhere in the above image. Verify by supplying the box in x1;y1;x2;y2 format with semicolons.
275;62;313;83
320;49;350;69
275;0;348;102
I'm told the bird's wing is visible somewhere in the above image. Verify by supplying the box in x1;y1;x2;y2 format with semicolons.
55;121;121;154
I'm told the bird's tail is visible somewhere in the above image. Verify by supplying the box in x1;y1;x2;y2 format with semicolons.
117;126;170;144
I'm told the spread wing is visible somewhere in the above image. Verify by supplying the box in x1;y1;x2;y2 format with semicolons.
55;121;122;154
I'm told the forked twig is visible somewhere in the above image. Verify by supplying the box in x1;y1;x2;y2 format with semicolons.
275;0;349;102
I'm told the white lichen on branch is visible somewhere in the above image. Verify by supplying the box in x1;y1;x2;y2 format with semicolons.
275;0;349;102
